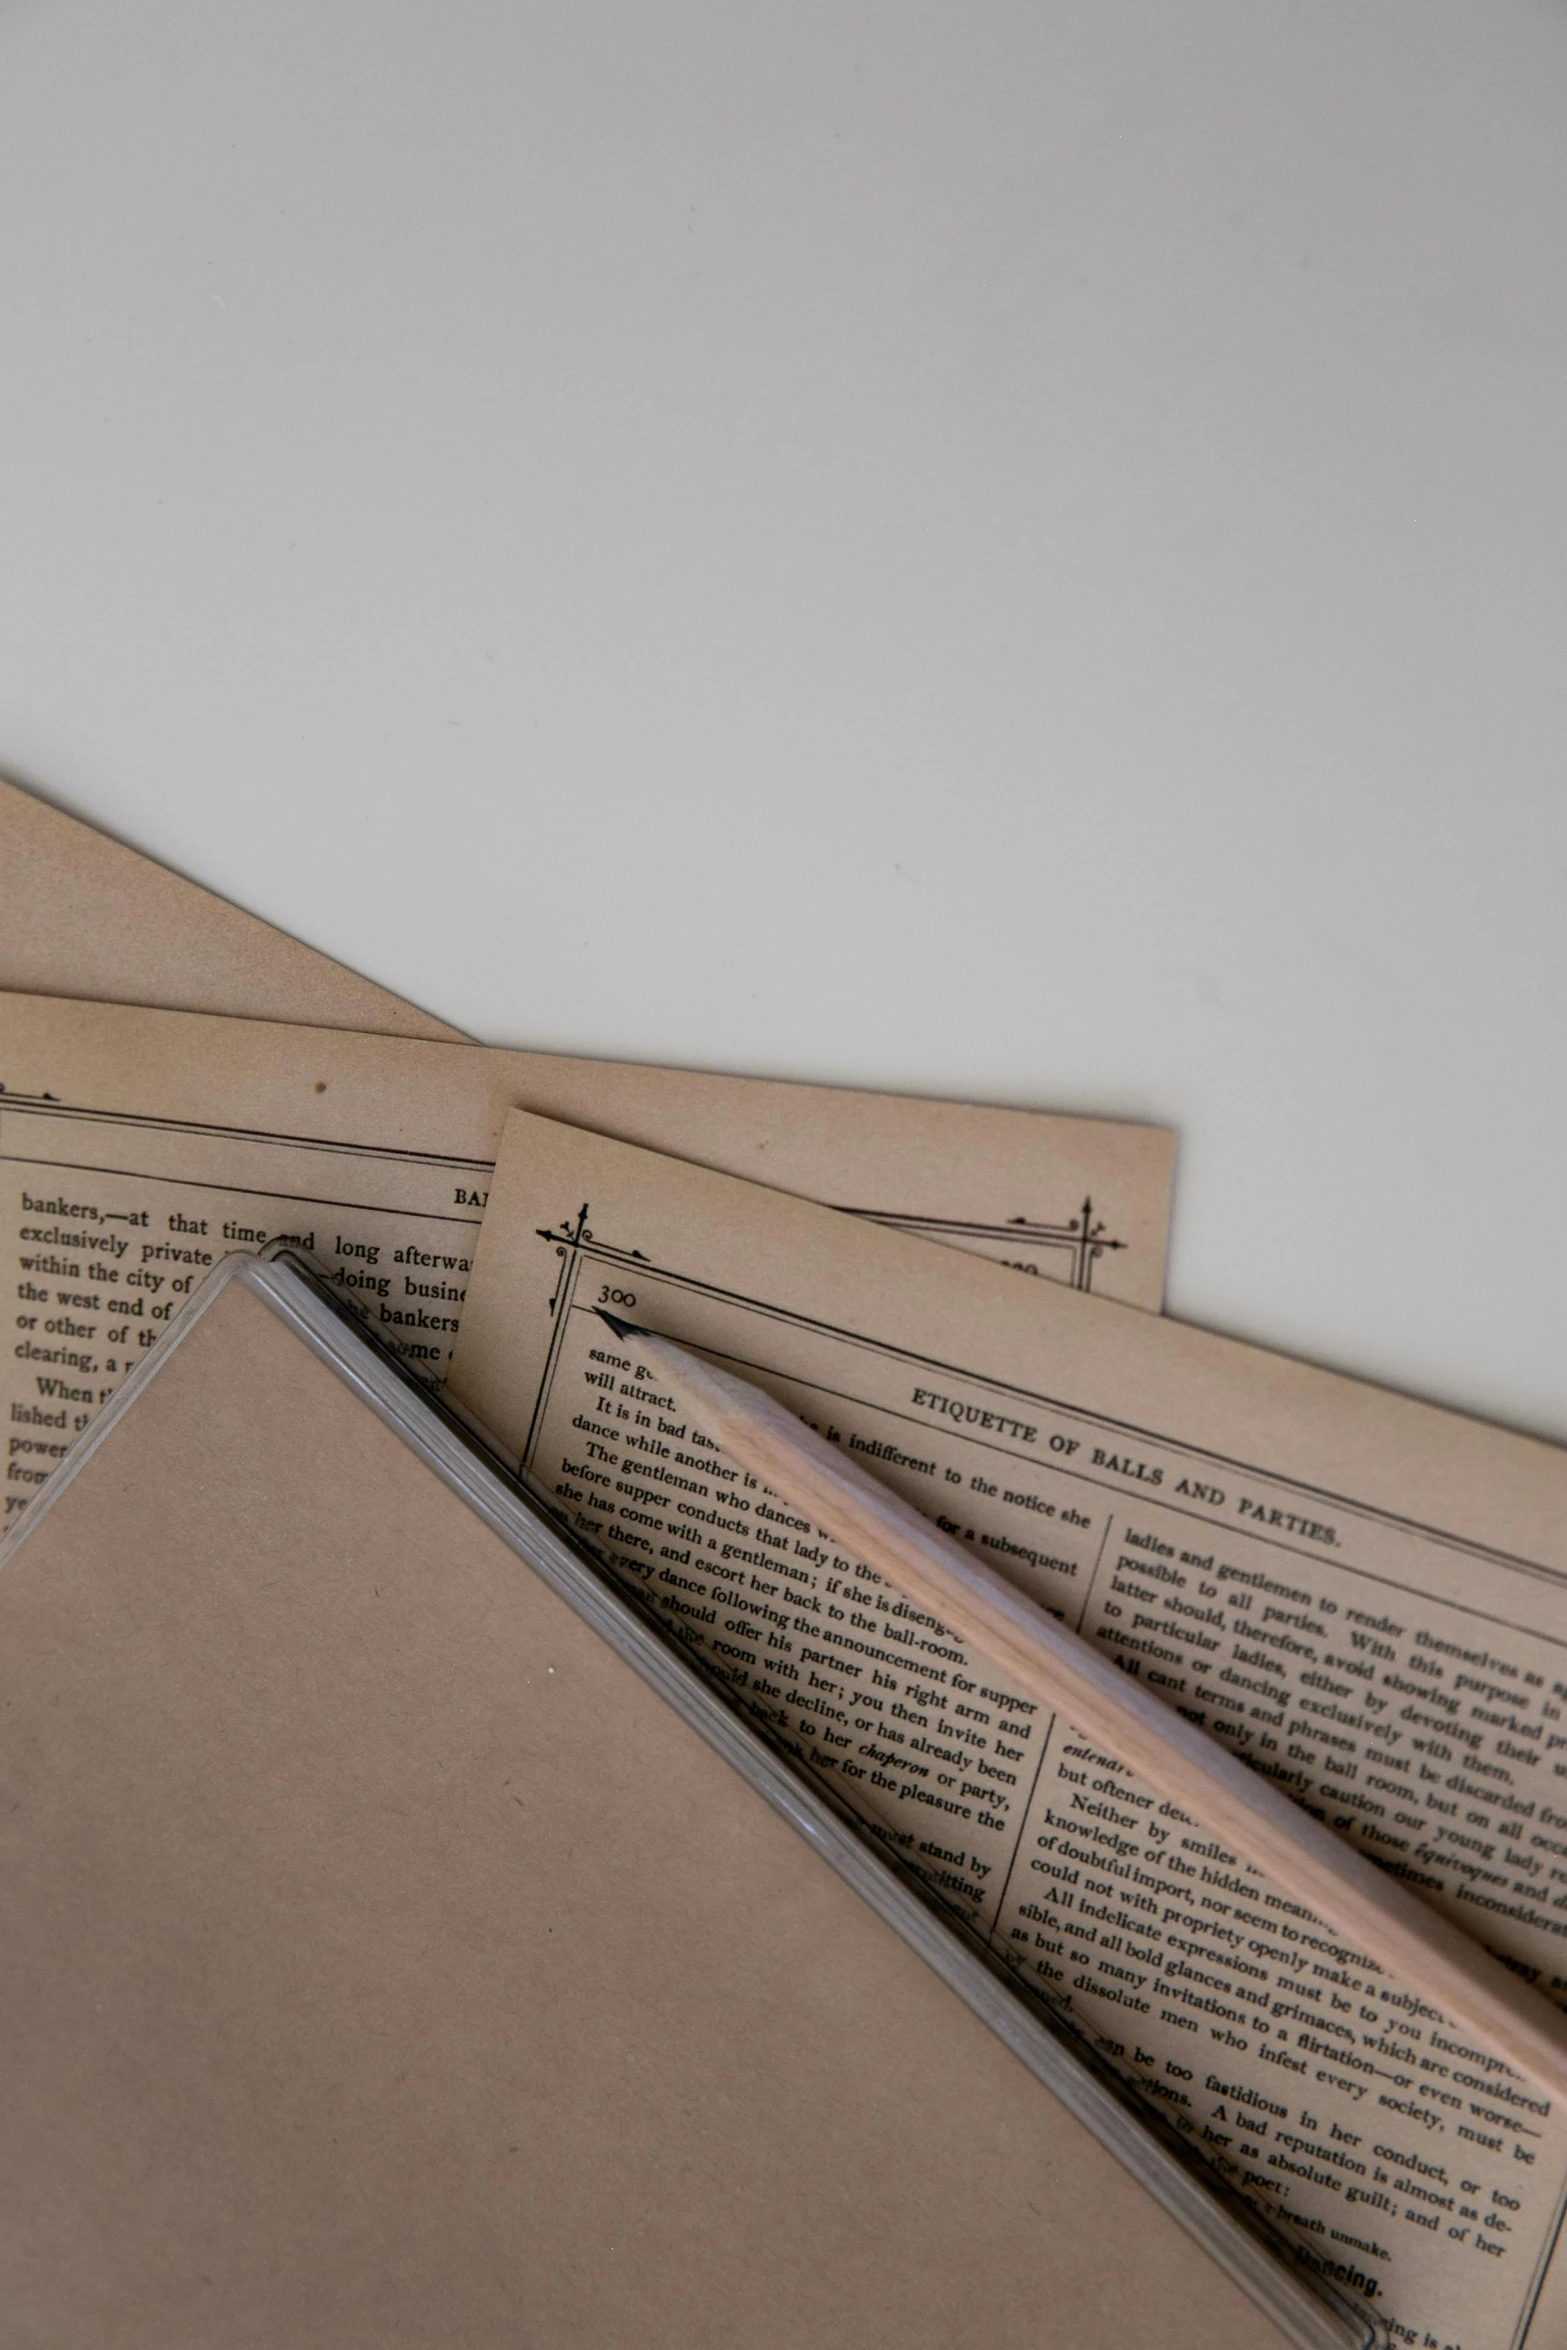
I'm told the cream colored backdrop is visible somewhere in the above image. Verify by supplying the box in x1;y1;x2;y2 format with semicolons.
0;1;1562;1439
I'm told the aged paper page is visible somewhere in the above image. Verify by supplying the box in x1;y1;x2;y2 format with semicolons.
1;990;1170;1518
448;1109;1567;2350
0;776;465;1039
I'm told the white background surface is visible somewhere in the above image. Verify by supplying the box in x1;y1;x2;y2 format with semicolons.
2;2;1563;1442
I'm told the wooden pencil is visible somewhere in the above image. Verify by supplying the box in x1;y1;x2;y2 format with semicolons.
598;1312;1567;2105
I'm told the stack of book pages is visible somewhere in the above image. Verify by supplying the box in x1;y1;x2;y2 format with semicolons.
5;776;1563;2350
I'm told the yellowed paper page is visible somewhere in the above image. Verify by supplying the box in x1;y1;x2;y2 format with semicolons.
0;776;465;1038
447;1108;1567;2350
1;989;1171;1519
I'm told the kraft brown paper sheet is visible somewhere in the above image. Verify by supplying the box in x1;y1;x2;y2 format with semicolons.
0;1275;1291;2348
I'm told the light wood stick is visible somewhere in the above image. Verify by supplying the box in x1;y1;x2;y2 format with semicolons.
601;1314;1567;2104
